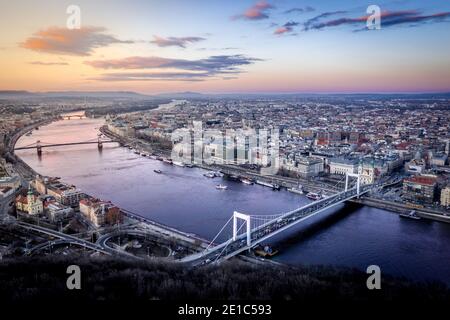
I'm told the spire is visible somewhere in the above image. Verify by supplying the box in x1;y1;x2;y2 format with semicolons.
27;183;33;196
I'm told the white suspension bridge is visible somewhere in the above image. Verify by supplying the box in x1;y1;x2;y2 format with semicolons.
181;173;375;266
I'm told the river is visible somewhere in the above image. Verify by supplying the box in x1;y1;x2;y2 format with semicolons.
15;117;450;285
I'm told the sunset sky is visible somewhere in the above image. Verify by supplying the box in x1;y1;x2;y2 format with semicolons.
1;0;450;94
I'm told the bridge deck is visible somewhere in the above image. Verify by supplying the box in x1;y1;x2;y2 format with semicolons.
181;185;372;265
14;140;118;150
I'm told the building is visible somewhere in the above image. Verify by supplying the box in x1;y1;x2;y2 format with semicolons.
441;186;450;207
46;201;73;222
0;186;14;198
34;176;83;207
430;154;448;167
15;187;44;215
405;159;426;175
0;176;20;190
79;198;122;227
402;175;437;204
329;158;358;175
281;156;324;178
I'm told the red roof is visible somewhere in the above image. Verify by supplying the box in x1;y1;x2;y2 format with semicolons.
404;176;437;186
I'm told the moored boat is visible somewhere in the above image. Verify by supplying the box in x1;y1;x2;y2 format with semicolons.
240;178;254;185
172;161;185;167
216;184;228;190
400;210;421;220
306;192;322;201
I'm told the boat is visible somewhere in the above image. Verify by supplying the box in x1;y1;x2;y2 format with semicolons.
141;153;147;157
204;172;216;178
215;184;228;190
306;192;322;201
133;150;140;154
162;158;173;165
214;171;224;178
172;161;185;167
240;178;254;185
185;163;194;168
253;245;278;258
128;146;133;150
256;180;280;190
153;169;162;174
288;185;303;195
400;210;421;220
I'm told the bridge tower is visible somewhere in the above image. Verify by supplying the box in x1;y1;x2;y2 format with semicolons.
97;137;103;150
345;172;361;196
233;211;251;247
36;140;42;156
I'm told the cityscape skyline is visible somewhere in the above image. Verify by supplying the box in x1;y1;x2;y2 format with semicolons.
1;0;450;94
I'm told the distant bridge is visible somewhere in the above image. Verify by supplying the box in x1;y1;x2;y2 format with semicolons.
182;173;375;266
14;137;119;155
61;114;85;120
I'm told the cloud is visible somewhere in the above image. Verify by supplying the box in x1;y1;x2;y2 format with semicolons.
274;21;300;35
150;35;206;48
21;26;132;56
303;11;348;31
232;1;274;20
85;54;261;82
303;10;450;32
283;6;315;14
29;61;69;66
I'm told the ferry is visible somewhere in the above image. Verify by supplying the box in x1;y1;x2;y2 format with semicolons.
216;184;228;190
400;210;421;220
153;169;162;174
240;178;254;185
306;192;322;201
288;185;303;195
256;180;280;190
172;161;185;167
162;158;173;165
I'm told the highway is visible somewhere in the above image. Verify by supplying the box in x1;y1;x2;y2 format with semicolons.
16;221;114;256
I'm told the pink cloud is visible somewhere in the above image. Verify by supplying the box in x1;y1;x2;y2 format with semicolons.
232;1;274;21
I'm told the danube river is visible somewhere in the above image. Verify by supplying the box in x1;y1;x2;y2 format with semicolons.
15;117;450;285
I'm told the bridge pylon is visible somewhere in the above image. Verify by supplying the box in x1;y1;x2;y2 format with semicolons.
233;211;251;247
36;140;42;156
345;172;361;196
97;137;103;150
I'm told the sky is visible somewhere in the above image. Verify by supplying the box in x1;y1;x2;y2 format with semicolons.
0;0;449;94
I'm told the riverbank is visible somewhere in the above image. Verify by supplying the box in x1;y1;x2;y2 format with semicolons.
101;123;450;225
